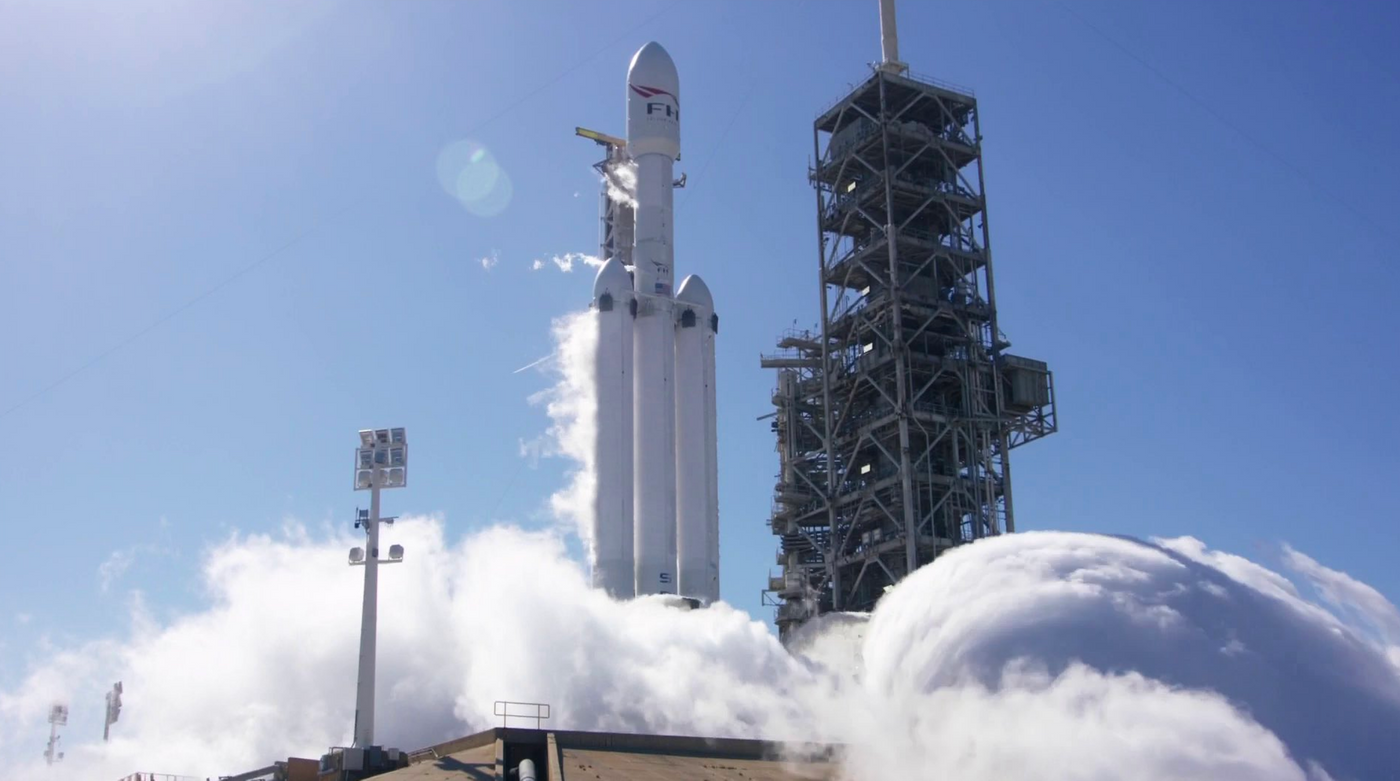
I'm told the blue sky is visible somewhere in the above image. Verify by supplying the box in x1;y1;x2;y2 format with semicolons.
2;0;1398;696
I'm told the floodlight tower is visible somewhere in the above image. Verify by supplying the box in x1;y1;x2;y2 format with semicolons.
44;703;66;765
350;428;407;749
103;682;122;742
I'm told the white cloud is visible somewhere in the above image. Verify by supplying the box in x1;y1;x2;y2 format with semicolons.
98;550;135;593
849;661;1310;781
532;253;603;274
529;310;597;545
4;524;1400;780
516;435;547;467
1284;544;1400;643
856;531;1400;780
602;159;637;209
1283;545;1400;675
97;543;176;593
479;250;499;272
14;613;31;626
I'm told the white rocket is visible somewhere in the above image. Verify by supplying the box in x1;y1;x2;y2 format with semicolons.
589;42;719;603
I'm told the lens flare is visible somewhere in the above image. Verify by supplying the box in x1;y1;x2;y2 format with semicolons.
435;139;513;217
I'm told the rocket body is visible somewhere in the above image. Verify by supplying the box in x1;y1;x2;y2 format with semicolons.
590;42;719;602
628;41;681;596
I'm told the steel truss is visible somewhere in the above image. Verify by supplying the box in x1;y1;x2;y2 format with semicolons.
761;69;1057;639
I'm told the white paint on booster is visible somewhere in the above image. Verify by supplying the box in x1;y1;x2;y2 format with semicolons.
591;259;636;599
676;275;718;603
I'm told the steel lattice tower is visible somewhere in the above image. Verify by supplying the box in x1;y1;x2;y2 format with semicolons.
761;64;1057;639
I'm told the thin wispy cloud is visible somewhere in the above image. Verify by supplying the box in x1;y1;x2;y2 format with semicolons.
98;543;177;593
532;253;603;274
98;550;135;593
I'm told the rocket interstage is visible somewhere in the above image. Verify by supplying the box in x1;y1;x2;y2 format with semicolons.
590;42;719;604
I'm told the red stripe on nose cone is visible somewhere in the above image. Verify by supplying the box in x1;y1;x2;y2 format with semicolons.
630;84;678;105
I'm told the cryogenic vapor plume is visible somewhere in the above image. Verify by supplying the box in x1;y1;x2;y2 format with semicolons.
3;525;1398;780
603;159;638;209
531;310;597;546
551;253;604;273
588;42;720;603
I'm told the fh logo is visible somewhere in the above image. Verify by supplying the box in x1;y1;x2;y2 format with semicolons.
632;84;679;120
647;102;678;120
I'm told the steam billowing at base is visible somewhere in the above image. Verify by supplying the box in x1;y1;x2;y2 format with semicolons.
3;523;1399;781
4;313;1398;781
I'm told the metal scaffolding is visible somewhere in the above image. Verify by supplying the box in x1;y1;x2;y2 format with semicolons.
761;67;1057;640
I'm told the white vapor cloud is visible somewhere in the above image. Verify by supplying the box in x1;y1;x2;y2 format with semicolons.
5;524;1399;781
99;542;178;593
532;253;603;274
1283;544;1400;657
854;532;1400;780
480;250;499;271
603;159;637;209
528;310;597;546
98;549;135;592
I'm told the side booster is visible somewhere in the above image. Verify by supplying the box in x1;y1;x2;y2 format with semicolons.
590;42;719;603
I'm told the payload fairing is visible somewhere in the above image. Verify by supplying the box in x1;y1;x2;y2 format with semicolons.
590;42;719;602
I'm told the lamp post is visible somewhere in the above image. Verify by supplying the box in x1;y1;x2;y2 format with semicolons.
350;428;407;749
102;682;121;742
44;703;66;765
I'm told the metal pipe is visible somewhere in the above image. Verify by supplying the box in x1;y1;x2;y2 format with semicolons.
353;482;381;747
517;758;538;781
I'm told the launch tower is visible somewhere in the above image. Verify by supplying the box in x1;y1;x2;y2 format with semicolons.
761;1;1057;638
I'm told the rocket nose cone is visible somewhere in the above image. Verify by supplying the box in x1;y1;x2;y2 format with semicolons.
593;257;633;298
627;41;679;97
676;274;713;309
